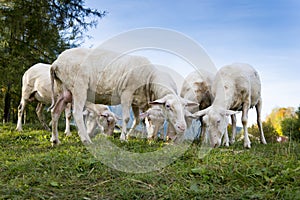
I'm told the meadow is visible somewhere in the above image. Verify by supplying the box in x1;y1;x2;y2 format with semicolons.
0;123;299;200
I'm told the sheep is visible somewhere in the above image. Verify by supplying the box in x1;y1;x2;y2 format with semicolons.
84;101;120;137
16;62;117;141
180;70;214;141
16;63;72;135
140;69;215;142
139;106;166;140
49;47;198;145
191;63;267;148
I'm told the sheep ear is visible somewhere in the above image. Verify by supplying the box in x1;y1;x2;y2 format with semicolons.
184;99;199;107
95;116;103;128
148;97;167;105
139;112;149;119
186;102;199;107
82;110;89;116
185;110;195;119
225;110;239;116
100;113;109;118
191;107;210;118
179;97;199;107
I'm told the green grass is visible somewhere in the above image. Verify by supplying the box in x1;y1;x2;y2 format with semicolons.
0;123;299;199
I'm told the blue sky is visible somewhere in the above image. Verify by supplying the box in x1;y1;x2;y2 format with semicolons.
83;0;300;125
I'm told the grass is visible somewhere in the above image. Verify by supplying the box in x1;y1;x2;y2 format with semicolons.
0;123;299;199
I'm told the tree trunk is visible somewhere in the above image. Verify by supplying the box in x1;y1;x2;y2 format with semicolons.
3;84;11;123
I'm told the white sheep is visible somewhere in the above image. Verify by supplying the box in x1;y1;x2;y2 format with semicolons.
140;70;215;142
180;70;214;141
49;48;198;145
192;63;267;148
16;63;72;135
84;101;120;137
139;106;165;140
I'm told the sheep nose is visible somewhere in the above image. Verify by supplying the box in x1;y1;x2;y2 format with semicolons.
176;123;186;132
107;116;114;123
212;140;221;148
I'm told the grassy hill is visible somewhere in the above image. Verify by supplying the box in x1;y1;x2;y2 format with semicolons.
0;123;299;199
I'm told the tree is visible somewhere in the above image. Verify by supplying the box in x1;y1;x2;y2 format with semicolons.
265;107;295;136
248;120;278;143
281;106;300;142
0;0;106;122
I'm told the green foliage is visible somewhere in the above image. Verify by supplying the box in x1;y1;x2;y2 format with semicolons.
281;106;300;142
0;123;299;199
248;120;278;143
0;0;106;122
265;107;295;136
262;120;278;143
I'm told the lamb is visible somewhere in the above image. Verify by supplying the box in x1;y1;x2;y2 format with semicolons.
84;101;120;137
139;106;166;140
49;47;198;145
16;63;72;135
191;63;267;148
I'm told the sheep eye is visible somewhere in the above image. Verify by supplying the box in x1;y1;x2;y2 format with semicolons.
165;104;171;109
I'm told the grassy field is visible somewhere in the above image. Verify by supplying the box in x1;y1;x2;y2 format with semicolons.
0;123;299;200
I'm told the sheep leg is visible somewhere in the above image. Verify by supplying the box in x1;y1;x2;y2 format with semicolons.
16;98;26;131
120;93;133;141
152;122;160;140
36;103;51;131
85;111;97;137
222;127;230;147
50;95;66;145
64;103;72;136
166;123;176;141
256;99;267;144
230;114;237;145
199;116;207;143
127;105;140;138
242;104;251;148
145;118;154;139
120;105;130;141
72;90;91;144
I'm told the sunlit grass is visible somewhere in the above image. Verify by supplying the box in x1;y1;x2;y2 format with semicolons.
0;123;299;199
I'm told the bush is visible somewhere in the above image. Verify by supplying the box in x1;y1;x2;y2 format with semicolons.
248;120;278;143
281;117;300;142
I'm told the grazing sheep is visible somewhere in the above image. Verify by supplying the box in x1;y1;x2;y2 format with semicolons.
84;101;119;137
16;63;72;135
49;48;198;145
180;70;214;141
16;62;115;142
139;106;165;140
141;70;215;142
192;63;267;148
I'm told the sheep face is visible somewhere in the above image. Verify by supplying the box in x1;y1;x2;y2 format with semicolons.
98;111;117;136
149;94;198;139
203;110;229;148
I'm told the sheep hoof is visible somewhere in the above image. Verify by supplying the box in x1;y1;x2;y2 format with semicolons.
65;132;72;137
244;143;251;149
82;139;92;145
261;138;267;145
51;139;61;146
120;133;127;142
